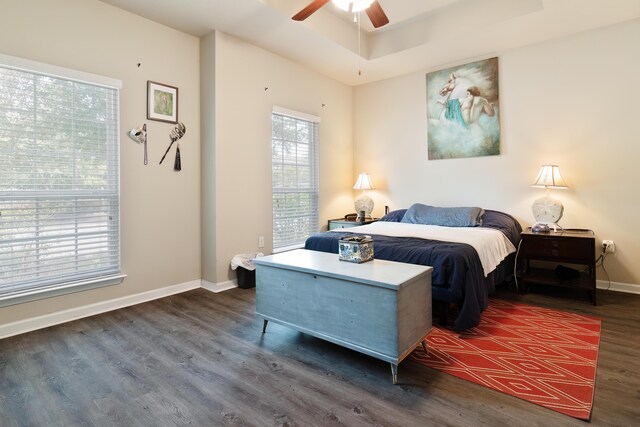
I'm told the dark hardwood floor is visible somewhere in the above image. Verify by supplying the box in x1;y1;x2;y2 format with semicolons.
1;286;639;426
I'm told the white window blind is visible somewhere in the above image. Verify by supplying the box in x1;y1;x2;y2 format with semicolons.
271;108;320;251
0;56;122;305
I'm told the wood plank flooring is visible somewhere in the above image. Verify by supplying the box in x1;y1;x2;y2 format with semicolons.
1;286;639;426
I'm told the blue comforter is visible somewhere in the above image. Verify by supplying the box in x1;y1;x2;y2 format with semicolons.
305;210;521;331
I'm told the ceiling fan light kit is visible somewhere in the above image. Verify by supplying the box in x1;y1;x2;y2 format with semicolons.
293;0;389;28
333;0;374;13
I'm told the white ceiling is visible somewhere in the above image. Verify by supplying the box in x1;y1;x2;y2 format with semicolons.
98;0;640;86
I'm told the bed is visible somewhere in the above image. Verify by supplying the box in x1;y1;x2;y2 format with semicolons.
304;207;522;331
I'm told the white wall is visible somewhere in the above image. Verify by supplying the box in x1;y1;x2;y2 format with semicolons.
203;31;354;283
354;19;640;286
0;0;201;325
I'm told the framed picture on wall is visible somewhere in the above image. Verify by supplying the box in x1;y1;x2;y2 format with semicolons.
147;81;178;123
426;57;500;160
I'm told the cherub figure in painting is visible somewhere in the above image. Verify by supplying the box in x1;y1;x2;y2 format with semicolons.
459;86;495;126
437;78;495;127
426;57;500;160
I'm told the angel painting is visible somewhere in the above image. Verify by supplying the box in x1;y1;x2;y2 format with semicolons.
426;57;500;160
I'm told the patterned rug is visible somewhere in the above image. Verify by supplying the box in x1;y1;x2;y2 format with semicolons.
410;299;601;420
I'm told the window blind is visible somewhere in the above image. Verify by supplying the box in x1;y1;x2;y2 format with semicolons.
0;57;121;304
271;109;320;250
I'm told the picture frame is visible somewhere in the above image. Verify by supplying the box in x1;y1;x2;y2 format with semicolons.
147;81;178;124
426;57;500;160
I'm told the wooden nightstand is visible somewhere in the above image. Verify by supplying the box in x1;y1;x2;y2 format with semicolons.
328;218;378;230
518;228;597;304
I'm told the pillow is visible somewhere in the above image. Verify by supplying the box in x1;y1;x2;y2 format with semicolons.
379;209;407;222
401;203;484;227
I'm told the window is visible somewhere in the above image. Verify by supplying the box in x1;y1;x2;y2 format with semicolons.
271;107;320;252
0;54;123;307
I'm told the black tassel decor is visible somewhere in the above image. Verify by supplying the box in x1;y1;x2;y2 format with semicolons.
174;143;181;171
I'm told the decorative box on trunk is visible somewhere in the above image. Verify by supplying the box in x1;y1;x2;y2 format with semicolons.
338;235;374;263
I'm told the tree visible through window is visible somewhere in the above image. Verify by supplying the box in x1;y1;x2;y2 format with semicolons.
0;56;121;305
271;109;319;251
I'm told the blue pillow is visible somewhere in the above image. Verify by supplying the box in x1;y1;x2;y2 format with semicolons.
401;203;484;227
379;209;407;222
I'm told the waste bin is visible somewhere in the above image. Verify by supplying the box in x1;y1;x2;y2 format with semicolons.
236;267;256;289
230;253;263;289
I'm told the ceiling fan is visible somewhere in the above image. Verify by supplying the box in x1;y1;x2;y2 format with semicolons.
293;0;390;29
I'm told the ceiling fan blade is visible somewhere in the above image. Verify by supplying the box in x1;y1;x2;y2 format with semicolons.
292;0;332;21
366;0;389;28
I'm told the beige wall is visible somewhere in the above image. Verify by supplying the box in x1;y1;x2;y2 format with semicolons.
204;31;354;283
0;0;201;324
354;19;640;286
200;32;217;283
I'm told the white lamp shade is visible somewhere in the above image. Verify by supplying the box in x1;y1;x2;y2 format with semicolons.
531;165;568;189
353;172;374;190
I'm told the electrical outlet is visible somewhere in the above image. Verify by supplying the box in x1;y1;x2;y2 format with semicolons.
258;236;265;248
602;240;615;253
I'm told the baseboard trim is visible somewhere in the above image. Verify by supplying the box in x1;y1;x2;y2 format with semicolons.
4;277;634;340
201;279;238;293
0;280;201;339
597;280;640;295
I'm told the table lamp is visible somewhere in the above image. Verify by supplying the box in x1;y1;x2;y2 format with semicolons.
353;172;374;221
531;165;568;232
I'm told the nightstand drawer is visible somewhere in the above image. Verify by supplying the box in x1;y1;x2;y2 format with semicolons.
520;236;594;260
329;221;360;230
328;218;378;230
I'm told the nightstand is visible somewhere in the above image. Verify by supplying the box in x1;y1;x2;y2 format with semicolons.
518;228;597;304
328;218;378;230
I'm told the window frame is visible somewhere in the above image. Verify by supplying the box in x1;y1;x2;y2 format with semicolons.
271;106;320;253
0;54;125;307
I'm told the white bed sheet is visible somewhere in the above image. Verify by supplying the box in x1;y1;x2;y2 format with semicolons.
330;222;516;277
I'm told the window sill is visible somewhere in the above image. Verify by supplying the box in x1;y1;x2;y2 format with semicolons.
0;274;127;308
272;243;305;254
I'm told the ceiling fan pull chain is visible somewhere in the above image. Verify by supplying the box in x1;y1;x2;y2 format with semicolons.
358;11;362;76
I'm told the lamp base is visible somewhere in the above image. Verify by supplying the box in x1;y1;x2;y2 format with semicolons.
354;193;374;221
532;195;564;226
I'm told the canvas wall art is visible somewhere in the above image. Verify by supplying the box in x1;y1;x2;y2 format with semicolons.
426;57;500;160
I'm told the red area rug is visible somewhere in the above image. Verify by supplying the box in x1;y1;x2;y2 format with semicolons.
410;299;601;420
